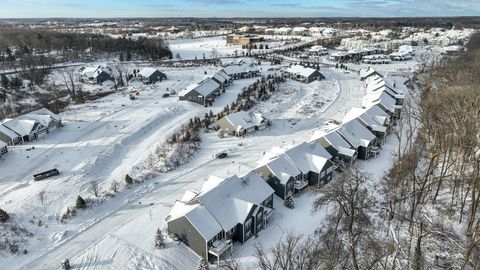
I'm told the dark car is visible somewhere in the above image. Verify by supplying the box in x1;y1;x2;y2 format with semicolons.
162;93;170;98
216;152;228;159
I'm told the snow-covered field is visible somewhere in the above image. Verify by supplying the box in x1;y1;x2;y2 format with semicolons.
0;50;423;269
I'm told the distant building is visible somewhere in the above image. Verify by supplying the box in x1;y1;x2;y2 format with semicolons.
283;65;324;83
226;34;263;45
79;66;111;84
137;68;167;84
179;78;221;106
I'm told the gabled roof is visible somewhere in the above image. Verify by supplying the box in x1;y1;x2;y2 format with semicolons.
80;66;107;78
344;106;389;133
342;119;377;147
222;65;259;76
260;154;301;184
223;110;267;132
285;65;319;78
2;118;38;137
360;67;381;79
138;67;162;78
284;142;332;174
196;172;273;231
18;114;51;128
313;130;356;157
168;171;274;239
0;124;20;139
179;78;220;97
363;90;397;114
29;108;61;122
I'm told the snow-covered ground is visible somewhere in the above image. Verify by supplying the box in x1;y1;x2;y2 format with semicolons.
0;50;424;269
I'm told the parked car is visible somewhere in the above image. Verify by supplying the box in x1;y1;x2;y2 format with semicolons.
162;93;170;98
34;168;60;181
215;152;228;159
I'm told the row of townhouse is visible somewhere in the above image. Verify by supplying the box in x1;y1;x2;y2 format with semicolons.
79;65;167;85
166;67;404;264
166;172;275;265
0;108;62;149
179;70;232;106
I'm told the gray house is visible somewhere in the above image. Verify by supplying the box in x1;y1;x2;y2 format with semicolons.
359;67;382;81
216;110;269;136
1;118;44;142
167;172;274;264
346;105;391;142
284;65;324;83
337;119;379;160
0;140;7;157
138;68;167;84
79;66;111;84
179;78;221;105
221;65;259;80
284;142;335;187
210;70;232;87
256;154;303;199
310;130;358;167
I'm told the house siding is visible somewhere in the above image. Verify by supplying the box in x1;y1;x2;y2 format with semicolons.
168;216;209;259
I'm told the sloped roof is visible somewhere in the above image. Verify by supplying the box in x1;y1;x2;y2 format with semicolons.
285;142;331;174
29;108;61;122
342;119;376;147
363;89;397;114
322;130;356;157
222;65;259;76
18;114;51;128
169;172;274;239
180;78;220;97
360;67;380;79
138;67;162;78
344;106;389;133
0;124;20;140
223;110;267;132
196;172;274;231
261;155;301;184
285;65;319;78
2;119;37;137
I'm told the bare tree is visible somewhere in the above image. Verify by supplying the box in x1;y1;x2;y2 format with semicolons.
60;67;78;100
88;181;99;197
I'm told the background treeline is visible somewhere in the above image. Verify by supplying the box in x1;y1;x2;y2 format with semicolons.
0;27;172;68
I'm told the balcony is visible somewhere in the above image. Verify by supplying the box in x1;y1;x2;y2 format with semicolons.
294;179;308;191
209;239;233;258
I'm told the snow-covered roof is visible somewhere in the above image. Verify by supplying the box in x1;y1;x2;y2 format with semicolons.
342;119;377;147
138;67;161;78
2;118;37;137
344;105;389;133
223;110;267;132
309;45;327;52
261;155;301;184
168;171;274;239
363;90;397;114
285;65;319;78
360;67;380;79
211;72;227;84
180;78;220;97
316;130;356;157
18;114;51;128
0;124;20;140
222;65;259;76
80;66;106;78
284;142;331;174
196;172;274;232
29;108;61;122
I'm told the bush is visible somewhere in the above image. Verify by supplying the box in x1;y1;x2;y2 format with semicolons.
125;174;133;185
0;208;10;223
154;228;165;249
75;196;86;209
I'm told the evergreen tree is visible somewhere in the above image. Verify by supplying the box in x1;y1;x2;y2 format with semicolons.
197;258;209;270
154;228;165;249
125;174;133;185
1;75;9;89
126;51;132;61
0;208;10;223
76;196;86;209
119;52;124;62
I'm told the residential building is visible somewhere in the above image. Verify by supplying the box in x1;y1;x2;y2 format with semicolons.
283;65;324;83
137;68;167;84
216;110;269;136
179;78;221;106
166;172;274;263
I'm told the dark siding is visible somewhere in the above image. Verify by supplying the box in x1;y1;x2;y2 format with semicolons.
167;217;208;259
266;176;286;200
